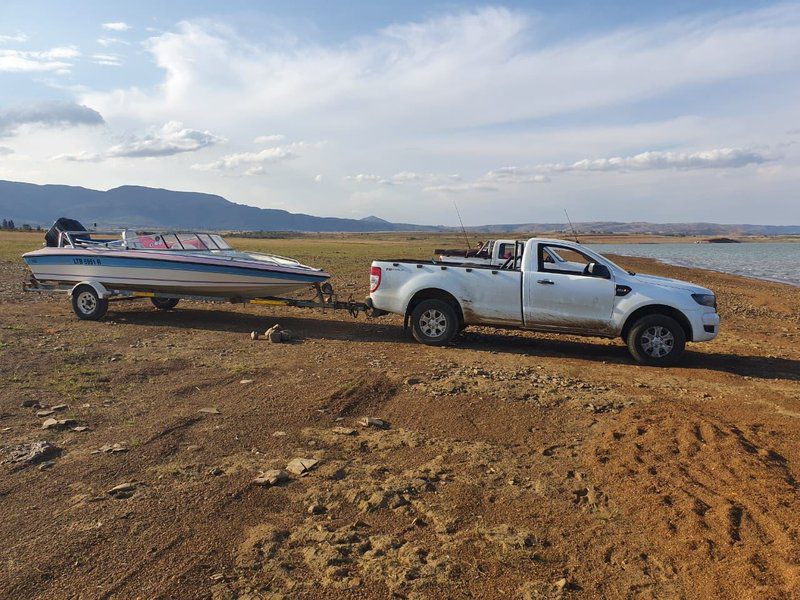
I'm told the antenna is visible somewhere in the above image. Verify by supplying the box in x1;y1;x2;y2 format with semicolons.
564;209;580;244
453;200;471;252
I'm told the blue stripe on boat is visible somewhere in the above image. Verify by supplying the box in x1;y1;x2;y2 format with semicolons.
25;255;328;282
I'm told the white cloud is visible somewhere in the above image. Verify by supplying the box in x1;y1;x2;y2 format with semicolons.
97;37;130;47
423;182;499;194
102;22;131;32
84;6;800;134
51;151;103;163
0;101;104;137
345;173;382;183
0;146;14;156
313;174;323;182
0;33;28;43
91;53;122;66
0;46;80;73
538;148;773;173
481;167;550;184
191;144;296;174
254;134;285;144
106;121;223;158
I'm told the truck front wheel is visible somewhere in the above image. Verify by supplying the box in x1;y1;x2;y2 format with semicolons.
411;299;459;346
626;314;686;366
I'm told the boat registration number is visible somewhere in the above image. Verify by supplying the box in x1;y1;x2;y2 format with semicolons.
72;258;102;265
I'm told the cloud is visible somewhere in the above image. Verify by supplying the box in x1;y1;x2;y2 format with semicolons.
345;173;383;183
0;33;28;43
345;172;463;186
481;167;550;184
313;174;323;182
0;146;13;155
84;6;800;134
106;121;223;158
97;37;130;47
0;46;80;73
0;101;104;137
538;147;773;174
423;183;498;194
51;151;103;163
254;134;285;144
191;144;297;174
91;53;123;66
102;22;131;32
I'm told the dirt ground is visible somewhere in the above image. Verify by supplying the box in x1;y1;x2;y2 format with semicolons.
1;232;799;599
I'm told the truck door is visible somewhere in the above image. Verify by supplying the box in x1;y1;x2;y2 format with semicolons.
522;243;616;333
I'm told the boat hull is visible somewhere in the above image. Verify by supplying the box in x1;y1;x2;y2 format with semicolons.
23;249;329;298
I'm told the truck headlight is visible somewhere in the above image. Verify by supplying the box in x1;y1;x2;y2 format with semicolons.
691;293;716;309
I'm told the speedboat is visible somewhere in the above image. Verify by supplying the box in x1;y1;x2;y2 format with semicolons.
23;218;330;299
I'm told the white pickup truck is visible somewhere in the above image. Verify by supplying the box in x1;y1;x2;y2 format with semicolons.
369;238;720;365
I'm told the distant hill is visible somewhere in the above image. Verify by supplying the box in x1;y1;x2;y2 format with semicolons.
0;180;439;232
1;180;797;235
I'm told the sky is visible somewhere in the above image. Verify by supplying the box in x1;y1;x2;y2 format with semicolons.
0;0;798;226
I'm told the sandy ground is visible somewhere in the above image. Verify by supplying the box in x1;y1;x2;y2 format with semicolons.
1;236;799;599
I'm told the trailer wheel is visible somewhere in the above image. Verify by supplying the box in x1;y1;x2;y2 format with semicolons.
411;299;459;346
71;285;108;321
151;297;180;310
626;314;686;366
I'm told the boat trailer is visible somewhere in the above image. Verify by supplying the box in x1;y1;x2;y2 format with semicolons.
23;276;375;321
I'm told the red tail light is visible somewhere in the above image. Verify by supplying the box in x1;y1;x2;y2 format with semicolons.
370;266;382;292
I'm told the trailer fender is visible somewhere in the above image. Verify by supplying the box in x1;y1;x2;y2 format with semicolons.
69;281;111;300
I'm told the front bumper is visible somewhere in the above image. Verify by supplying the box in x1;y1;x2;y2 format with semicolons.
692;310;720;341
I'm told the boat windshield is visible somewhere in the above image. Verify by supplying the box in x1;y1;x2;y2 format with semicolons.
124;232;233;251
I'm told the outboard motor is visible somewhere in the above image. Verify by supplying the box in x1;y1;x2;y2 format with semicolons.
44;218;87;247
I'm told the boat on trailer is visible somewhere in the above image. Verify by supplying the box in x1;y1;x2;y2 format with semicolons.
22;218;358;321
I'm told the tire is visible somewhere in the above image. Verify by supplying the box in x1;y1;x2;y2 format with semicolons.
626;314;686;366
151;297;180;310
411;299;460;346
71;285;108;321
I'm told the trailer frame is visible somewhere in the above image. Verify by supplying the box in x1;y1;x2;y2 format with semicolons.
23;276;374;321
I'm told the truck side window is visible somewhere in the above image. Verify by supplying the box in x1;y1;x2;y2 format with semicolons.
539;245;593;275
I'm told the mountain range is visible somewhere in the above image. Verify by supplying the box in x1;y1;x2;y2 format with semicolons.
1;180;798;235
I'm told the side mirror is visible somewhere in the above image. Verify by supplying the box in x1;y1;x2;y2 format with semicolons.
587;262;611;279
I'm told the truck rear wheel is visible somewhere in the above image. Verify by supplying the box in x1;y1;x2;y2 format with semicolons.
411;299;459;346
71;285;108;321
151;297;180;310
626;314;686;366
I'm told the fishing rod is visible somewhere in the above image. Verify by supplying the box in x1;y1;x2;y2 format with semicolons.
564;209;580;244
453;200;472;252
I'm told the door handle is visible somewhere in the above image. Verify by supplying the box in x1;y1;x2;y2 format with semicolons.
537;279;555;285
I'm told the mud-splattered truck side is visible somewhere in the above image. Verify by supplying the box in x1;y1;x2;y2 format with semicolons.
369;238;720;366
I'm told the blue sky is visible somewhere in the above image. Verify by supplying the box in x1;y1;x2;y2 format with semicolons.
0;1;798;224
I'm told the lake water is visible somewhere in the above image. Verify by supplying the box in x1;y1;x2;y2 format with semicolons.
589;242;800;287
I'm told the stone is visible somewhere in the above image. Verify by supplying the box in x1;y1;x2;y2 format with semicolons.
280;330;293;342
186;445;202;452
71;425;90;432
308;503;326;515
272;431;287;437
268;331;283;343
52;404;68;412
405;377;422;385
41;418;59;430
332;426;357;436
250;331;260;341
199;407;220;415
359;417;390;430
209;467;224;476
286;457;319;476
21;399;39;408
108;482;137;499
36;409;55;417
253;469;289;486
239;379;254;384
7;441;60;468
100;443;128;453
